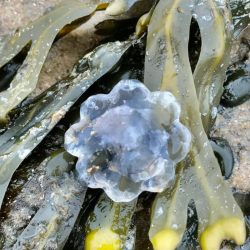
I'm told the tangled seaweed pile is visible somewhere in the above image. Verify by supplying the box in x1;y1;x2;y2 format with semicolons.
0;0;249;249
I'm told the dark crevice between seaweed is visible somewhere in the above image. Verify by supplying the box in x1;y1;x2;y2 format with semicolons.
221;75;250;107
177;200;199;250
63;189;103;250
95;18;138;37
221;37;250;107
222;62;250;107
210;137;234;180
188;18;201;73
0;42;31;92
225;62;250;86
135;193;155;250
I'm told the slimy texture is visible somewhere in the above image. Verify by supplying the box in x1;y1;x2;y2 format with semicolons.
65;80;191;202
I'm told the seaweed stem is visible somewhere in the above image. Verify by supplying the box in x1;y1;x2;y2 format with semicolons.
144;0;246;249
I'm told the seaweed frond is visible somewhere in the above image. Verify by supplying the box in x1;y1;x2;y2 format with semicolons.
0;0;113;122
144;0;246;249
0;40;131;209
85;194;136;250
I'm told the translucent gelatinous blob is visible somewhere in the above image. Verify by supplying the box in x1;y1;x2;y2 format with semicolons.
65;80;191;202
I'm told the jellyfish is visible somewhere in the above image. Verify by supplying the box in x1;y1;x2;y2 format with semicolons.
64;79;191;202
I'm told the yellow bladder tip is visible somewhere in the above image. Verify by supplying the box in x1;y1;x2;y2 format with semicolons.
85;228;121;250
97;3;109;11
200;217;246;250
105;0;126;16
151;229;181;250
136;13;150;36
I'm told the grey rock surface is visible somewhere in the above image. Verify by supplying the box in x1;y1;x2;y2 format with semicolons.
212;100;250;192
0;0;62;35
212;27;250;192
0;0;108;96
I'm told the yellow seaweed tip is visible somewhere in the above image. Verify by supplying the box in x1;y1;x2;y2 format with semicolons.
85;228;121;250
151;229;181;250
136;12;151;36
105;0;126;16
97;3;109;11
200;217;246;250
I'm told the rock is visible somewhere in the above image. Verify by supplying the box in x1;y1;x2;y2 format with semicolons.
0;1;113;96
0;0;62;36
212;101;250;192
213;25;250;193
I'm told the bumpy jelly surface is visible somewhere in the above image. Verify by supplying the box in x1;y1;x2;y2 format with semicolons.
64;80;191;202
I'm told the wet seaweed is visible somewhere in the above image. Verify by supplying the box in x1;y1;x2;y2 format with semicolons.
0;40;132;210
229;0;250;37
11;151;85;250
0;43;31;93
0;0;110;122
65;40;146;249
84;193;136;249
145;0;246;249
0;0;248;249
0;0;155;122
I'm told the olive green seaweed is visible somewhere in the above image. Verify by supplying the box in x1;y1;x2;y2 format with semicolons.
144;0;246;249
229;0;250;37
193;0;232;132
11;150;86;250
0;0;155;122
135;3;156;37
0;0;248;249
77;38;149;250
85;193;137;250
0;40;132;210
0;0;108;122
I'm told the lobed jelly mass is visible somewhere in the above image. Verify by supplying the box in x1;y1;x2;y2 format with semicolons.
64;80;191;202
